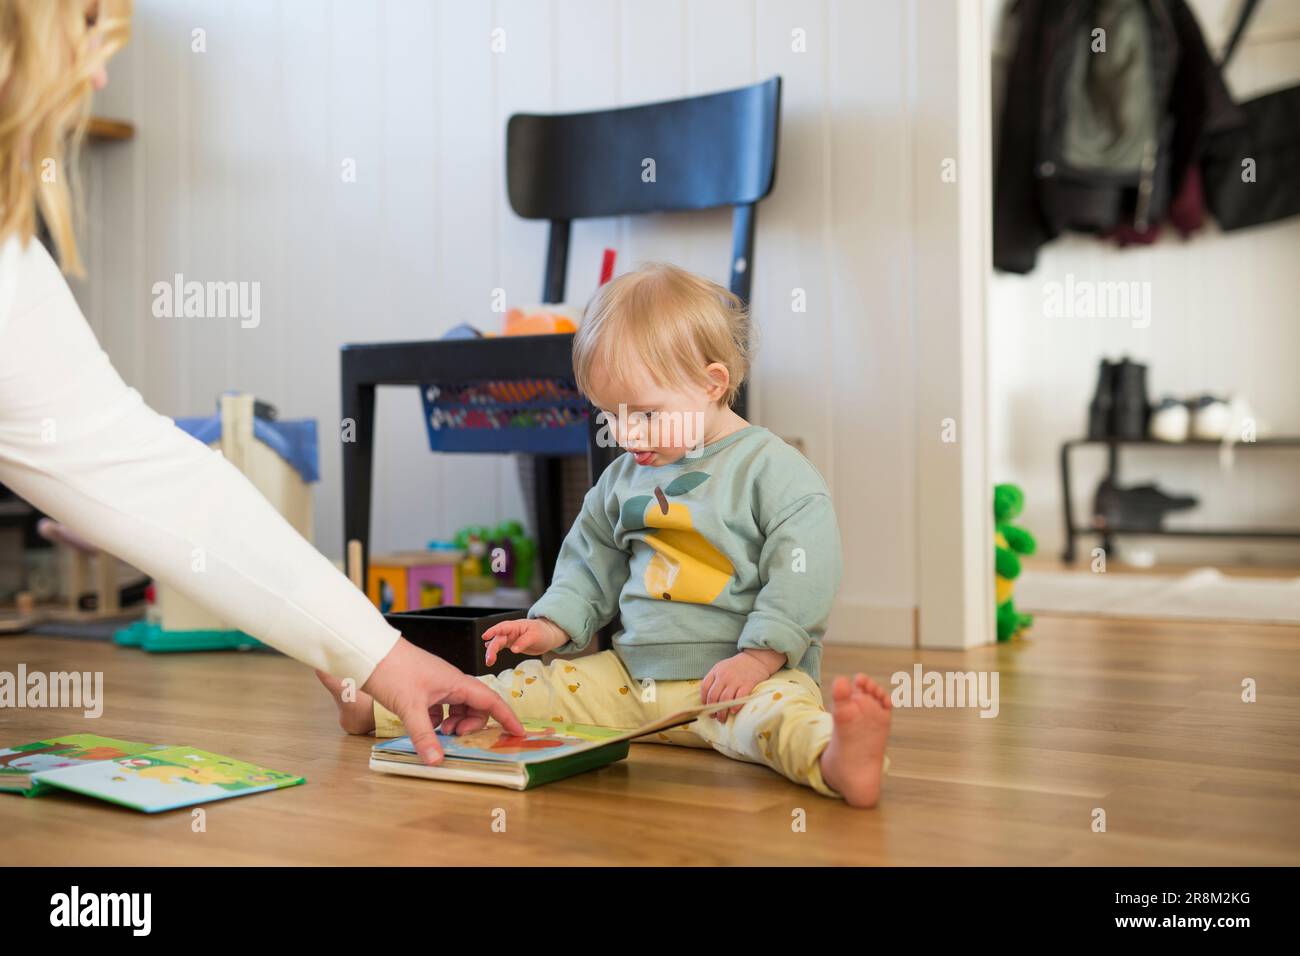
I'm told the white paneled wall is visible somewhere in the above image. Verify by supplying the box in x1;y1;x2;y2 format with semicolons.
74;0;929;639
987;0;1300;565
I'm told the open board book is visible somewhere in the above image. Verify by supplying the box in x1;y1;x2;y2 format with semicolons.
0;733;304;812
371;689;771;790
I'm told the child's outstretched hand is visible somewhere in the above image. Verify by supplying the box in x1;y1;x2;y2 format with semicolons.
701;649;783;719
482;617;570;666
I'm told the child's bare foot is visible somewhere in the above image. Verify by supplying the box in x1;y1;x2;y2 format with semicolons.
820;673;892;808
316;669;377;735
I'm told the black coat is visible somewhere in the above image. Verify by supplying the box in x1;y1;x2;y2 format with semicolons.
993;0;1242;274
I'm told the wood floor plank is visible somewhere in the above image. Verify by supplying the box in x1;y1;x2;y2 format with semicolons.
2;609;1297;865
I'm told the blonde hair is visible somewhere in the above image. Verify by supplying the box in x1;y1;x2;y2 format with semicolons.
574;262;753;408
0;0;131;276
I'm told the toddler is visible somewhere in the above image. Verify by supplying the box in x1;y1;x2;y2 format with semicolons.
324;263;891;806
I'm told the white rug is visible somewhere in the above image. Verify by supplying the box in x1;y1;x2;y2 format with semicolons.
1015;568;1300;625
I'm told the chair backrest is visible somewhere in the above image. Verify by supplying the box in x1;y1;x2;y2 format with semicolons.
507;76;781;221
505;76;782;312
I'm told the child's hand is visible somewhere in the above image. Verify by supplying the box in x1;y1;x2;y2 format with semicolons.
482;617;570;666
700;650;780;719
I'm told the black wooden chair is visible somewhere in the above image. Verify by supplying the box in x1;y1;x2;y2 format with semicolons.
341;76;781;669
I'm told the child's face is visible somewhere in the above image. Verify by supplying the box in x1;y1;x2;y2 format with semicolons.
591;365;729;467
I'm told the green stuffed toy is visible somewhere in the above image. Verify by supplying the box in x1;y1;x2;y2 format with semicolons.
453;521;537;592
487;519;537;592
994;483;1036;642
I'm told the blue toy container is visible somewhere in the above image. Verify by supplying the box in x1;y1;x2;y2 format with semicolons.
419;378;590;455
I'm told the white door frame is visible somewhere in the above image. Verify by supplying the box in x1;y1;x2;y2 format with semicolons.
912;0;996;649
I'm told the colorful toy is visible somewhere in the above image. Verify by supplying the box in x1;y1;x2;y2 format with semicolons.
452;522;537;593
450;526;494;599
488;521;537;592
502;306;578;336
421;378;590;455
994;483;1036;642
367;549;465;614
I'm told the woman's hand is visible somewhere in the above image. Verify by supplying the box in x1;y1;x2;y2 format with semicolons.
481;617;570;666
361;637;525;765
700;649;784;719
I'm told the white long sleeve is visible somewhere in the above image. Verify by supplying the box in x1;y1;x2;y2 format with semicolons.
0;235;400;682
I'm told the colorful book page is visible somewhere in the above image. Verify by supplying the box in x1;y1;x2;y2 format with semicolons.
0;735;162;784
375;719;628;765
36;746;304;813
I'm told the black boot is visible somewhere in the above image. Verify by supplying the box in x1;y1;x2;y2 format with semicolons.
1113;358;1150;439
1094;479;1198;532
1087;359;1118;439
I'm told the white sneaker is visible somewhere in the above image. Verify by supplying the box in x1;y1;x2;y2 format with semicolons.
1149;398;1189;442
1189;396;1231;441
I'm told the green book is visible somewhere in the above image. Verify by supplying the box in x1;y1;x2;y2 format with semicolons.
370;690;769;791
1;734;303;812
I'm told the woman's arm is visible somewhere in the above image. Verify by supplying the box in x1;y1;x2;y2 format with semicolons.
0;236;398;683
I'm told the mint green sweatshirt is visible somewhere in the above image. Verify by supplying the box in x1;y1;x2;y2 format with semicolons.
528;425;842;684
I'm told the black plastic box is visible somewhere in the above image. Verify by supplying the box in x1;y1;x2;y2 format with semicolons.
383;605;532;676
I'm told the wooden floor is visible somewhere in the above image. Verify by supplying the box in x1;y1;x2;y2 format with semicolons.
3;612;1298;865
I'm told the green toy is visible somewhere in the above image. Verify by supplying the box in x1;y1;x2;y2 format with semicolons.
114;619;265;653
452;521;537;592
994;483;1036;642
487;520;537;592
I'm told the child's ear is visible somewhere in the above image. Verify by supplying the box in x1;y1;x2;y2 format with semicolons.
704;362;731;402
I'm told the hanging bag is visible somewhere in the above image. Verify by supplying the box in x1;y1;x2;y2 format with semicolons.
1201;0;1300;230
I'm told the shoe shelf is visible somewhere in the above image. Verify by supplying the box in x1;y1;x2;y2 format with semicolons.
1059;436;1300;562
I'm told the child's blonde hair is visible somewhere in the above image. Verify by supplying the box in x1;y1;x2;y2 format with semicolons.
573;262;752;408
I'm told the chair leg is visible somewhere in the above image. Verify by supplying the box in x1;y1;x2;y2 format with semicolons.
342;377;376;587
532;456;564;588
